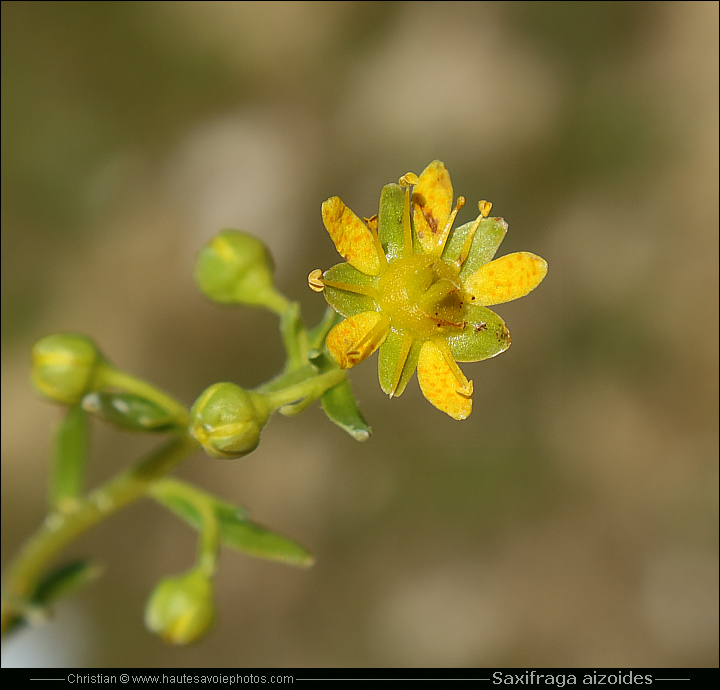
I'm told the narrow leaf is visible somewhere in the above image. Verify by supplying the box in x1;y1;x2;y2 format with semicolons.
313;351;371;441
151;479;313;568
32;559;103;606
81;391;181;432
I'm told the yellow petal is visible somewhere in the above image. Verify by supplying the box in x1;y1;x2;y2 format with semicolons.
417;340;473;420
412;160;454;256
322;197;382;276
465;252;548;306
326;311;390;370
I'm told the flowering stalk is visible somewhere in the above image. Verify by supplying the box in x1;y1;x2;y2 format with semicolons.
2;161;547;644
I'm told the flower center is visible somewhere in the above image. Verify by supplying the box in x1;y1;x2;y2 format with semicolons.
378;254;465;338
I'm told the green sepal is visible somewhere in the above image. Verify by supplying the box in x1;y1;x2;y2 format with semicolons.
151;479;313;567
322;262;377;318
81;391;182;432
377;329;422;397
377;183;405;263
446;305;511;362
442;216;508;281
312;352;371;441
51;404;89;510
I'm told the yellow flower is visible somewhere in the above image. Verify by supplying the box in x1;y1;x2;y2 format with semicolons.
308;161;547;420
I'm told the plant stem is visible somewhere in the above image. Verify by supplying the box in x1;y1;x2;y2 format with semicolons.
264;369;346;412
1;434;199;636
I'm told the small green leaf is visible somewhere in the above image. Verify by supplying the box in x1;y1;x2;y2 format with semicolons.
151;480;313;567
446;305;511;362
377;328;422;397
32;559;103;606
442;216;508;280
313;352;371;441
218;520;314;567
323;262;377;318
82;391;181;432
51;404;89;509
377;183;405;263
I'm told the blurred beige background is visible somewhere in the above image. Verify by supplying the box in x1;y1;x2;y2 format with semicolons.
2;0;717;668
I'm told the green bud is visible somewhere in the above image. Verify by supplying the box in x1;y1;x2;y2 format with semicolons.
144;570;215;645
189;382;270;459
81;391;181;432
31;333;106;405
194;230;288;312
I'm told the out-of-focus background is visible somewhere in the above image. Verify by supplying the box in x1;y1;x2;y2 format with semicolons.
2;0;717;668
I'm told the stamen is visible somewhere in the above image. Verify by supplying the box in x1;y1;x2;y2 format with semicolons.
399;173;419;258
435;196;465;255
308;269;325;292
323;278;379;299
346;315;390;366
364;215;378;232
455;201;493;269
308;270;380;299
389;333;414;398
436;339;473;396
364;214;388;272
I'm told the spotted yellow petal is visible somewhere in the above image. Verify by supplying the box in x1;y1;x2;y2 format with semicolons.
465;252;548;307
412;160;454;256
417;340;473;420
326;311;390;370
322;196;382;276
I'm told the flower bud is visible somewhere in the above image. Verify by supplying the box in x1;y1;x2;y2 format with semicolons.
31;333;106;405
144;570;215;645
194;230;284;309
189;382;270;459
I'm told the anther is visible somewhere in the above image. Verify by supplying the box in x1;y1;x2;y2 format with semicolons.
363;215;379;233
308;269;325;292
479;200;492;218
399;172;419;188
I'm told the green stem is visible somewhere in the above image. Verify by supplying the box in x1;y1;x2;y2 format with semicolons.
258;288;291;317
148;479;221;578
306;306;341;351
50;404;89;512
264;369;346;412
1;435;199;635
279;302;308;370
